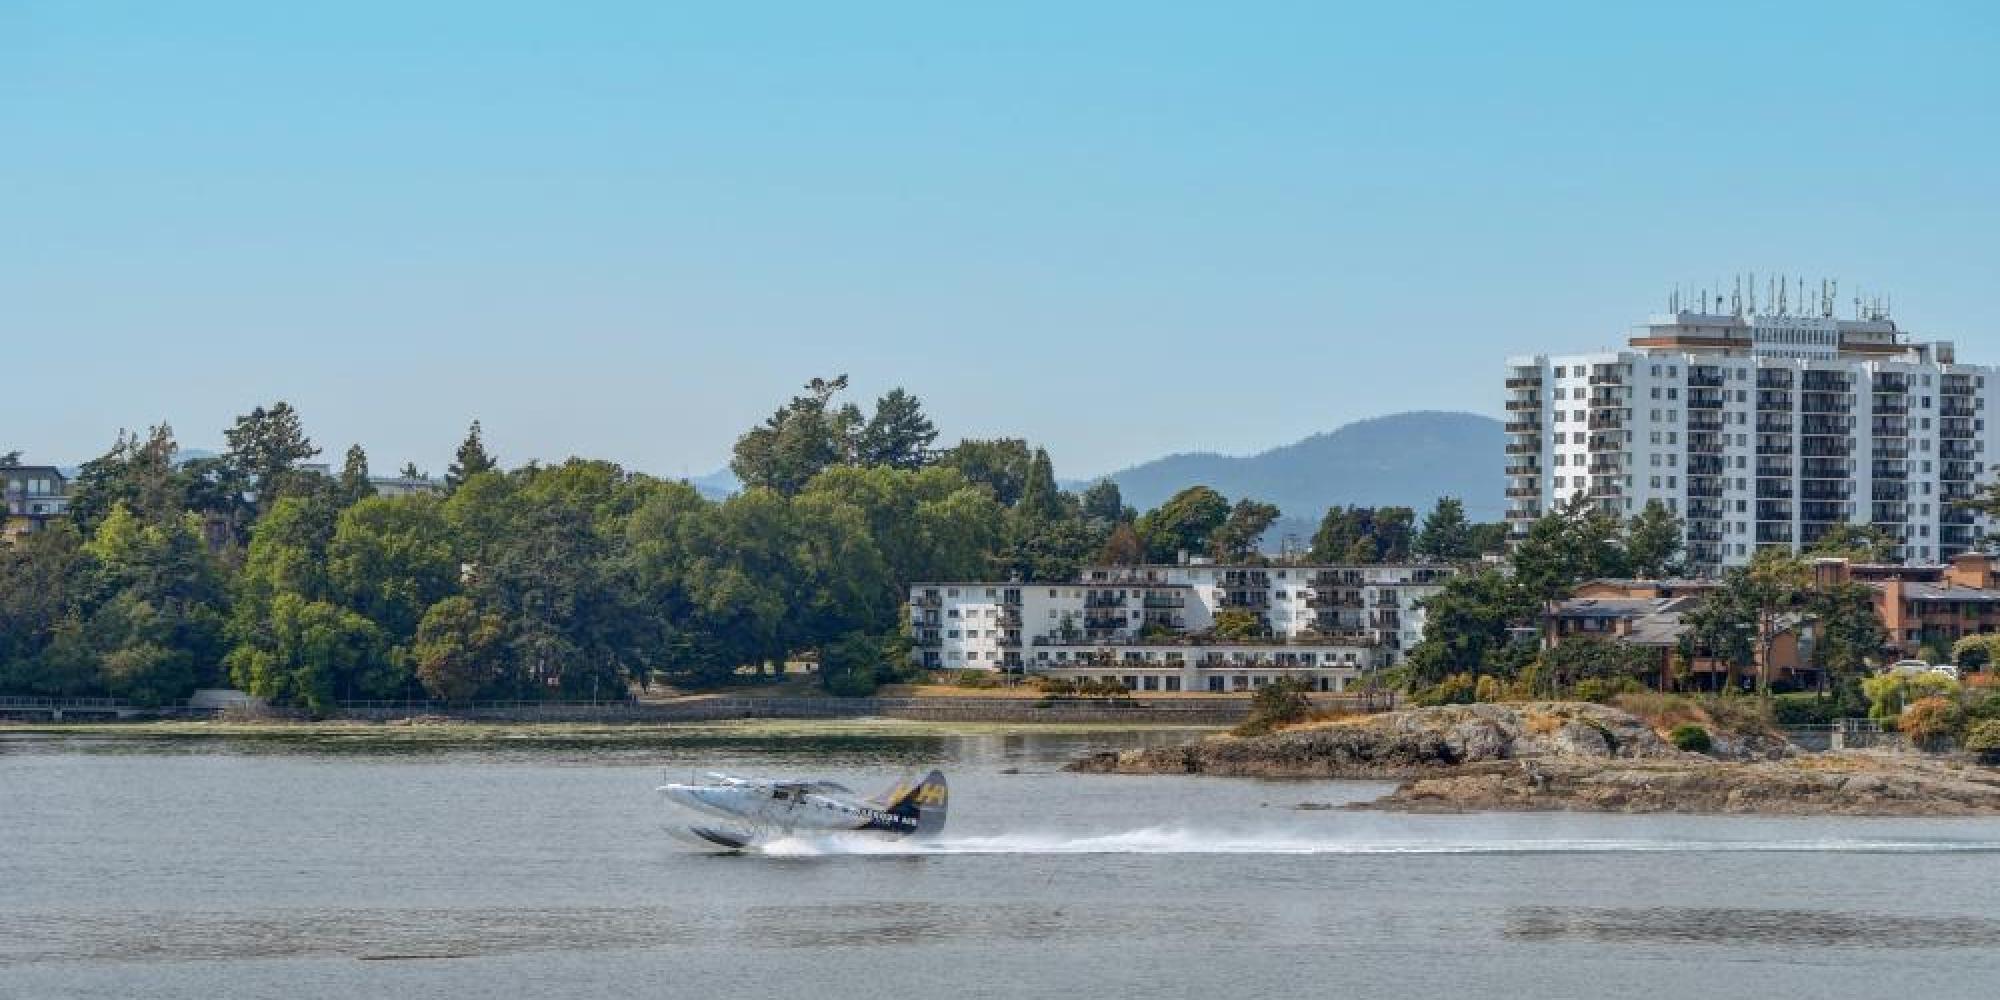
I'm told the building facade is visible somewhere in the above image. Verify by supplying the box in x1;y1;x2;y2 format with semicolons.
907;562;1455;692
1;464;70;543
1507;298;1997;574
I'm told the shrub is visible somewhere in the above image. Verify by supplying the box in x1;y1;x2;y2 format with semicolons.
950;670;1001;689
1963;719;2000;753
1412;673;1476;707
1474;675;1506;703
1571;677;1644;704
1898;695;1966;751
1610;691;1699;730
1669;723;1714;754
1771;692;1840;726
1234;677;1315;736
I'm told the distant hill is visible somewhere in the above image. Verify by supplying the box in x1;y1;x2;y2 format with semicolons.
1074;411;1505;535
684;468;741;500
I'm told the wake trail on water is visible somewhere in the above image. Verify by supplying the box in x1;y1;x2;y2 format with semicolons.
746;827;2000;857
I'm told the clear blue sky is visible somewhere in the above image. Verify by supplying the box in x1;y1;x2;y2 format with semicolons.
6;1;1997;480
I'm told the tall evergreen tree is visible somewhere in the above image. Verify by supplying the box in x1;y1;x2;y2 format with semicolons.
1015;448;1063;524
446;420;498;490
854;388;938;470
338;444;373;506
1210;499;1281;562
224;402;319;513
1414;496;1476;561
1623;499;1684;578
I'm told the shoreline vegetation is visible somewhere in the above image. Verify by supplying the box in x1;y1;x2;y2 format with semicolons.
1067;700;2000;816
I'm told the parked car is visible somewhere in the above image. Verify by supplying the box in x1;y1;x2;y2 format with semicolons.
1930;664;1961;680
1888;659;1931;675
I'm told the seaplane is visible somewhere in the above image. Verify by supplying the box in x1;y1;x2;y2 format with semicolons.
658;769;948;850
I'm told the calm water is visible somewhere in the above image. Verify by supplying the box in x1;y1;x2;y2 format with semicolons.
6;721;2000;1000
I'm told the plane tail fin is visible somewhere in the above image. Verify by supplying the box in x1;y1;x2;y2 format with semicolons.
875;770;948;837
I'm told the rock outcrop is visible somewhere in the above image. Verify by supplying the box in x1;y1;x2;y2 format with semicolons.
1067;701;2000;815
1068;702;1711;780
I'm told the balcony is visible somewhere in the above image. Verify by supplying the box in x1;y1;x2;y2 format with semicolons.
1688;370;1725;389
1942;400;1977;418
1504;397;1541;411
1944;461;1978;482
1505;463;1541;477
1799;394;1851;414
1801;458;1850;479
1756;524;1795;544
1686;455;1724;477
1870;419;1909;437
1587;412;1626;431
1873;442;1909;459
1755;441;1793;456
1587;434;1623;452
1586;461;1622;475
1505;420;1543;434
1686;479;1724;500
1587;483;1622;499
1687;433;1725;455
1505;442;1542;455
1756;391;1793;411
1800;416;1852;436
1871;463;1908;481
1800;437;1850;457
1686;499;1725;519
1872;398;1909;416
1873;373;1910;393
1505;485;1542;498
1084;613;1131;631
1219;571;1270;589
1756;502;1794;521
1687;388;1727;409
1505;376;1543;389
1687;413;1725;433
1756;416;1794;434
1942;442;1978;462
911;594;942;609
1756;482;1793;499
1756;462;1794;479
1872;482;1909;502
1801;372;1851;392
1871;504;1908;524
1942;418;1976;439
1687;523;1724;542
1801;502;1848;523
1588;371;1625;386
1757;370;1794;389
1505;508;1542;521
1801;483;1851;501
1141;594;1184;610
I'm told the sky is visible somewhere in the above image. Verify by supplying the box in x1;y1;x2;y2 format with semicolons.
6;1;1998;481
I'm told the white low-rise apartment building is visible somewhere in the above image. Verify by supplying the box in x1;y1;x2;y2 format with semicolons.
907;562;1455;691
1507;289;1997;573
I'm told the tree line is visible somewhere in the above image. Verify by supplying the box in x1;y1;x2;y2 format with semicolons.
1;378;1502;710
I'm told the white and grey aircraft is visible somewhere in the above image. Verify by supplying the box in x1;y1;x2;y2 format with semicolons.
658;770;948;850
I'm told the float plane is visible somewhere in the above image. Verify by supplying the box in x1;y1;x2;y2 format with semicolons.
658;770;948;850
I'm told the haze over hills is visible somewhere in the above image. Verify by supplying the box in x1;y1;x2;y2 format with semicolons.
1073;410;1505;531
684;411;1505;524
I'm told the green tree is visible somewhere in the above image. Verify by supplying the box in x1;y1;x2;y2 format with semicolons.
1414;496;1476;562
1804;522;1899;563
1403;568;1540;685
446;419;498;491
0;525;94;695
1683;548;1810;693
1136;486;1231;562
1509;495;1630;601
938;438;1034;506
1308;505;1415;564
1535;636;1662;694
411;596;507;701
1210;498;1280;562
1623;499;1684;579
1079;479;1129;526
1014;448;1063;524
326;496;459;642
1210;608;1265;640
731;375;859;495
337;444;374;506
224;401;320;514
226;592;390;715
854;388;937;470
66;425;186;534
1808;580;1886;692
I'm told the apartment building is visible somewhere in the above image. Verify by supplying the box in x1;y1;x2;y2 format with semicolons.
906;562;1456;692
1507;291;1997;573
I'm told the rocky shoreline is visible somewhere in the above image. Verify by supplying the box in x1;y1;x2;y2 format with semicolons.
1066;702;2000;816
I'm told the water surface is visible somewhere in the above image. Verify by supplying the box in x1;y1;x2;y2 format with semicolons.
5;722;1999;999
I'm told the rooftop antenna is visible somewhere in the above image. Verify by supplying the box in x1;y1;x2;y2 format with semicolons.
1731;275;1742;315
1748;271;1758;313
1777;274;1787;315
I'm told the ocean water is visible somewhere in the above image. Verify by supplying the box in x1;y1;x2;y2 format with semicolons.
5;722;2000;1000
